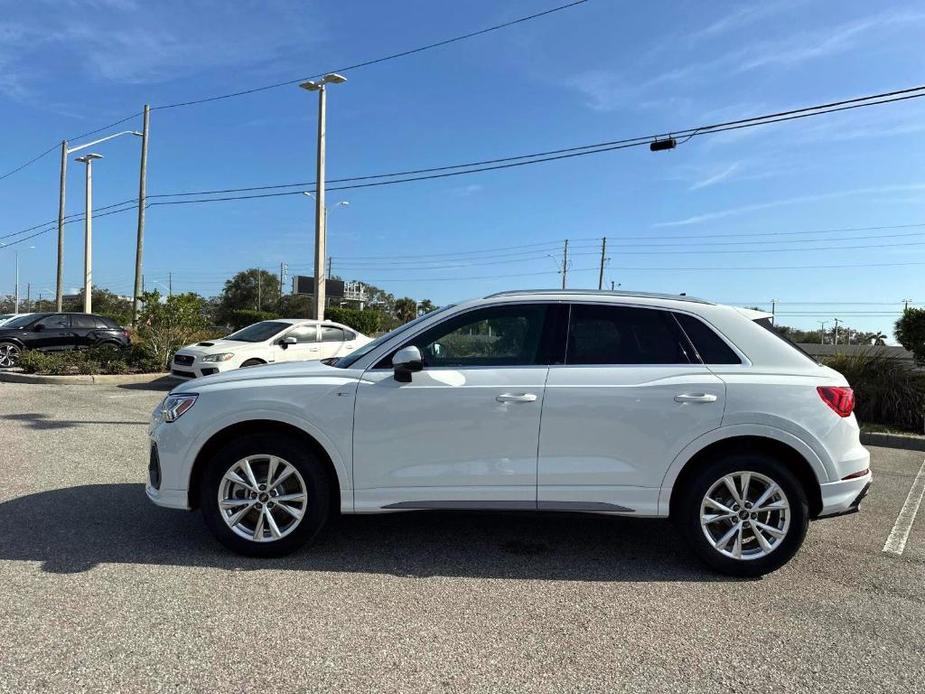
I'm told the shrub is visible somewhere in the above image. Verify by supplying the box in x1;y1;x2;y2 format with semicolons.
325;307;382;336
895;308;925;364
822;350;925;432
18;345;158;376
135;291;210;370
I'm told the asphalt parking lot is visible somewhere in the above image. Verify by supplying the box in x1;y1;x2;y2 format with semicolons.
0;381;923;692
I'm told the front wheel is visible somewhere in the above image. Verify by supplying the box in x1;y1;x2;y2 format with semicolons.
200;435;331;557
0;342;22;368
677;454;809;577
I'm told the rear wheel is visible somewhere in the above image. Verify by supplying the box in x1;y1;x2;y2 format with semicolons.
0;342;22;368
678;454;809;577
200;434;331;557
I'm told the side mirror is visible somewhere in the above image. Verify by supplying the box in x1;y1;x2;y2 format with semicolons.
393;345;423;383
279;336;297;349
33;323;45;332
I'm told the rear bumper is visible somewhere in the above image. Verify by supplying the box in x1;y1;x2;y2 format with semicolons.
817;470;872;518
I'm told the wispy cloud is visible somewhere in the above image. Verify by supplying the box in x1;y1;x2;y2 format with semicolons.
689;163;740;191
570;9;925;112
655;183;925;227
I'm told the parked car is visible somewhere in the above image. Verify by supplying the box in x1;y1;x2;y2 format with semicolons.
0;312;130;368
170;319;371;379
146;290;871;576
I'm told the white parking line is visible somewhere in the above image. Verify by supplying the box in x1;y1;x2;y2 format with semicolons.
883;457;925;556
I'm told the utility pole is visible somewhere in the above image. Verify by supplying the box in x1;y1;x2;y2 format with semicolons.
561;239;569;289
300;73;347;322
14;252;19;313
327;256;333;279
903;298;912;311
257;271;262;311
818;321;827;344
56;139;67;311
770;299;777;325
168;272;172;297
75;153;102;313
132;104;150;326
280;262;285;299
598;237;607;290
833;318;840;345
26;283;30;312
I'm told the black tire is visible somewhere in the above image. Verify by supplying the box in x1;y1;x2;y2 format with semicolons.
240;359;265;368
677;453;809;577
0;341;22;368
200;434;331;557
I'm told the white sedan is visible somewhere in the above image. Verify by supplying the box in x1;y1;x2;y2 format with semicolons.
170;319;370;379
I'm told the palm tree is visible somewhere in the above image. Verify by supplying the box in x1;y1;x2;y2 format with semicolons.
394;297;418;323
871;331;887;346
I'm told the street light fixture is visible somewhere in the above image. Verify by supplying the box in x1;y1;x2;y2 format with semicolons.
299;73;347;321
74;153;103;313
56;128;144;311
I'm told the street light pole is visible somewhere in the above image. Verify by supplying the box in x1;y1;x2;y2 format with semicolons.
75;153;103;313
132;105;150;326
56;140;67;311
300;73;347;321
14;250;19;313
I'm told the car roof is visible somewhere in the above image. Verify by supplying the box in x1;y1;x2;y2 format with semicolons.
480;289;713;307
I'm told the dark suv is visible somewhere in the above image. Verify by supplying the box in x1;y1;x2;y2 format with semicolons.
0;312;130;368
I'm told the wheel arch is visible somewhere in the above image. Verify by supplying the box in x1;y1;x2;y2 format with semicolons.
187;419;342;515
665;434;824;519
0;337;26;349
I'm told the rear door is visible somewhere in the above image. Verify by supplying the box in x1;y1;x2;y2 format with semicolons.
537;303;725;515
70;314;98;348
319;325;347;359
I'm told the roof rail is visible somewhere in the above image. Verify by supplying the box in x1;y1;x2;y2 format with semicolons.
483;289;713;304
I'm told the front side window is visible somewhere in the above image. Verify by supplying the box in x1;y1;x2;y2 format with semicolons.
286;325;319;343
566;304;691;365
35;314;70;330
403;304;549;368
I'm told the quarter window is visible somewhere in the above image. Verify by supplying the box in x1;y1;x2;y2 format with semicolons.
673;313;742;365
566;304;691;365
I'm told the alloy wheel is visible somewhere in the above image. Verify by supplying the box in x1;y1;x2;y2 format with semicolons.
0;343;21;368
218;455;308;542
700;471;791;561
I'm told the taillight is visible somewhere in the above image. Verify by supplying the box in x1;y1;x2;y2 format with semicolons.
817;386;854;417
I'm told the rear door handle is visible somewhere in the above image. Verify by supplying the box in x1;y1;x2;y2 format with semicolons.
674;393;718;403
496;393;538;403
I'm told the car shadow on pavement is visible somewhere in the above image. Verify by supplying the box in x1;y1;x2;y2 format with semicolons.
0;413;147;430
0;483;741;582
117;378;177;392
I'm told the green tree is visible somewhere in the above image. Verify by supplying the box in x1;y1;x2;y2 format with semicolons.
64;288;133;325
418;298;436;315
136;291;209;369
217;269;281;325
325;307;382;335
394;297;418;323
896;308;925;363
277;293;312;318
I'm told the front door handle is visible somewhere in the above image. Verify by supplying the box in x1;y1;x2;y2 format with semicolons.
674;393;718;403
496;393;538;403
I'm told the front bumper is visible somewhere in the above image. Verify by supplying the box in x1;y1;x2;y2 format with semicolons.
170;357;231;379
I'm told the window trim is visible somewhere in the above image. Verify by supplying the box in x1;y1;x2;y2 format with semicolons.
320;324;347;343
562;302;697;367
671;309;751;367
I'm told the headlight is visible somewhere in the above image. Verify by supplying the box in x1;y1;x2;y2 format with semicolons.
201;352;235;363
161;393;198;422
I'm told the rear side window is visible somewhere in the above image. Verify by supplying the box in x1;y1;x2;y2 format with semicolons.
72;315;99;329
674;313;742;365
566;304;691;365
321;326;346;342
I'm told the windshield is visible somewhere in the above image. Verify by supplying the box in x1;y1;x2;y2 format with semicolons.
224;321;290;343
1;314;40;329
332;305;456;368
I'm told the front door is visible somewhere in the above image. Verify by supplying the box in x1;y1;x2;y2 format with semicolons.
276;323;322;362
30;314;74;351
538;303;725;515
353;303;555;511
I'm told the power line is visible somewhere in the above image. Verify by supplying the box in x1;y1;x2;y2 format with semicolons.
0;2;587;181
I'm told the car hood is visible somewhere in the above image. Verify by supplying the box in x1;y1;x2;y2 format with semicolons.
174;338;260;357
170;358;349;392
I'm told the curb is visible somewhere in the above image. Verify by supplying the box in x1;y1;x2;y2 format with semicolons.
0;371;174;386
861;431;925;452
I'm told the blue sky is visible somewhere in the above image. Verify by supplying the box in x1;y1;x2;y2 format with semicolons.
1;0;924;337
